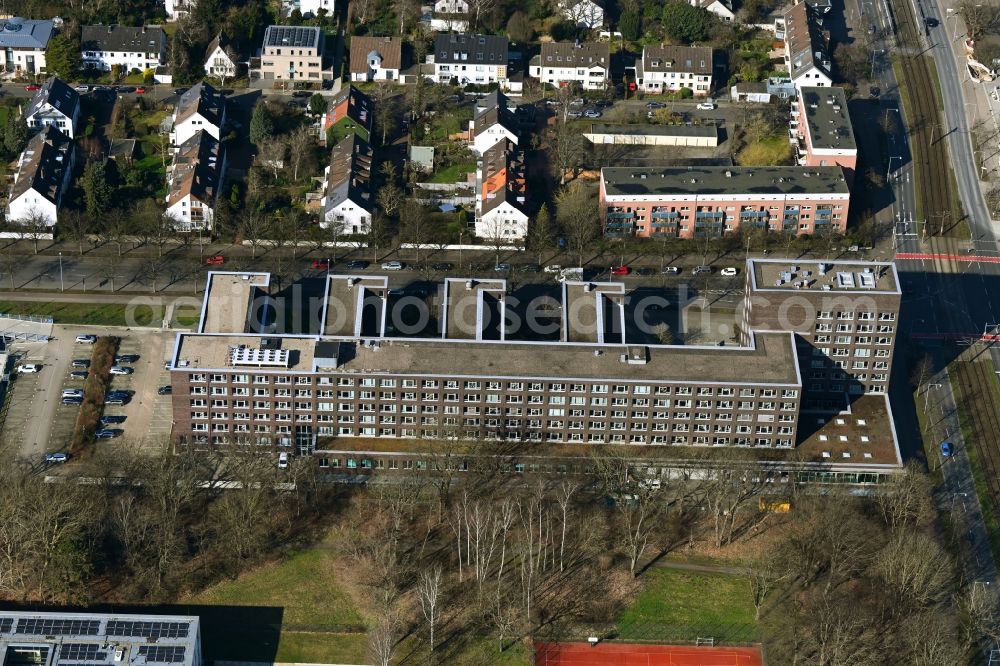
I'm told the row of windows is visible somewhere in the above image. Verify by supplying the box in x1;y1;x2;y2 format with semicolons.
817;311;896;321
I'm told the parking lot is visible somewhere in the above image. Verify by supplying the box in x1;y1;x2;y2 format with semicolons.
1;325;175;464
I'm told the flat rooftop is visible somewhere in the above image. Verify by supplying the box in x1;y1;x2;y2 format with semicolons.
749;258;900;294
175;334;316;371
800;86;856;151
586;123;718;137
443;278;505;340
324;275;388;337
563;281;625;344
601;166;850;197
200;272;269;334
795;395;901;466
0;611;200;666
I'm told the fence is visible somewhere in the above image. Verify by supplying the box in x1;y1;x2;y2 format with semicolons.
0;313;54;342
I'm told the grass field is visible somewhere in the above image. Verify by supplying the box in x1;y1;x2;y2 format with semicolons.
736;136;793;167
617;569;757;643
0;301;154;327
428;162;476;184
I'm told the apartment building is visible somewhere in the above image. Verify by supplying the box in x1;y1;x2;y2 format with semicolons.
635;45;713;95
170;82;226;147
169;272;802;450
599;166;850;238
0;17;52;76
528;41;610;90
430;34;508;87
782;2;833;90
741;258;901;409
80;25;167;74
468;90;518;155
791;86;857;183
321;134;373;233
349;36;402;82
258;25;327;82
0;611;202;666
475;139;529;240
165;130;226;231
6;126;74;226
321;85;373;144
24;77;80;139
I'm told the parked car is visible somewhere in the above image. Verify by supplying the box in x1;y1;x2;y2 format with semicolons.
135;86;147;94
692;265;713;275
569;97;585;106
583;108;602;118
312;259;331;269
431;262;454;271
17;363;41;373
636;267;655;276
610;265;631;276
278;452;289;469
115;354;140;363
721;267;739;277
292;90;312;98
74;84;90;92
93;85;112;92
346;260;370;269
117;86;136;93
95;429;124;439
696;100;716;110
45;452;69;464
543;264;563;274
71;359;90;368
381;260;404;271
61;396;84;405
544;98;562;106
662;266;681;274
494;263;512;272
566;109;583;118
100;415;127;425
62;389;84;399
940;441;953;457
157;385;172;395
69;371;89;380
24;84;40;92
109;366;134;376
105;396;130;406
286;99;306;108
205;254;225;266
521;263;542;273
75;334;97;344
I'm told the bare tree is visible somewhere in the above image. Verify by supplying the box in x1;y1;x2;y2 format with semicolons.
399;200;429;261
258;138;286;179
874;531;952;608
873;461;933;530
15;208;52;254
554;480;579;572
901;609;964;666
416;564;442;650
288;126;315;182
556;182;598;265
376;161;404;217
61;210;92;255
367;610;399;666
240;209;271;259
468;0;496;30
744;545;787;620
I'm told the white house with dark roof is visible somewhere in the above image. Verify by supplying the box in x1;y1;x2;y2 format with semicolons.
0;18;53;76
349;36;402;82
6;126;75;226
166;130;227;231
80;25;167;74
528;41;610;90
322;134;373;233
203;33;242;79
170;82;226;147
24;77;80;139
635;45;714;95
468;90;518;155
429;34;508;87
298;0;336;15
475;140;528;240
782;2;833;91
692;0;735;21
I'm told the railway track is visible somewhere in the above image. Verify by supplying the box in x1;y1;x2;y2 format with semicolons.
953;355;1000;513
888;0;957;233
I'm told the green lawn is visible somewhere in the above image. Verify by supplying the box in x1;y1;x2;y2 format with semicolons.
327;120;370;145
737;135;793;167
428;162;476;184
0;301;154;327
617;569;757;643
274;632;367;663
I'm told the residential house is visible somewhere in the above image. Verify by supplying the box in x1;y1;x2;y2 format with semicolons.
165;130;227;231
635;45;713;95
791;86;857;184
730;81;772;103
427;0;469;31
257;25;328;82
322;134;374;233
558;0;604;29
782;2;833;90
203;33;243;79
6;126;74;227
322;85;372;144
528;41;610;90
429;34;508;87
164;0;196;20
298;0;336;16
692;0;735;21
0;18;53;76
170;82;226;147
468;90;518;155
24;77;80;139
80;25;167;74
475;140;529;241
349;36;402;82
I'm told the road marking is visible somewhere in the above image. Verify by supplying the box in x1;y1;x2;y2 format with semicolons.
896;252;1000;262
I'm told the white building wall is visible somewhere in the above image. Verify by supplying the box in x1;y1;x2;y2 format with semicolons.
476;202;529;239
6;194;58;226
529;64;608;90
172;114;221;148
82;49;162;73
204;46;237;77
26;104;78;139
434;63;505;86
472;125;517;155
323;200;371;234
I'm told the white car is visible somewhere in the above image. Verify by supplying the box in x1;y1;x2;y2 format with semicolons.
696;101;716;110
278;452;289;469
109;366;134;375
17;363;41;374
75;334;97;344
61;389;84;399
380;261;404;271
543;265;563;274
721;267;739;276
45;452;69;464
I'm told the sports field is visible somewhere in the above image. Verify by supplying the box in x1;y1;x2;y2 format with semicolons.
534;642;764;666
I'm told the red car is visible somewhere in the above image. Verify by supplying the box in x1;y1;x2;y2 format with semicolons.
611;265;631;276
24;84;40;92
135;86;147;94
205;254;225;266
312;259;331;270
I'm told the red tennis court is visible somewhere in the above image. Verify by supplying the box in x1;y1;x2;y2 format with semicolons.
534;641;764;666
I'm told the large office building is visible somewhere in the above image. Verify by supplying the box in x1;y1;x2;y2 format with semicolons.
741;258;901;410
599;166;850;238
0;611;201;666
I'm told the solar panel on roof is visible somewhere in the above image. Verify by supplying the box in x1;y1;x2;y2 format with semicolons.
59;643;108;663
15;618;101;636
105;621;190;639
0;618;13;633
137;646;186;663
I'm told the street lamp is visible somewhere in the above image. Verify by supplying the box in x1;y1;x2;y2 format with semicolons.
58;252;63;292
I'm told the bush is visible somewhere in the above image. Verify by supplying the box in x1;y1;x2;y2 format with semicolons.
69;336;120;456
